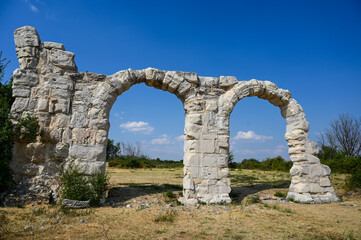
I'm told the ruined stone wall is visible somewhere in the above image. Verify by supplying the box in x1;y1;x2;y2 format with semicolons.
10;26;339;204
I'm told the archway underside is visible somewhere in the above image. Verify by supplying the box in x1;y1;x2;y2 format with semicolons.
10;26;339;204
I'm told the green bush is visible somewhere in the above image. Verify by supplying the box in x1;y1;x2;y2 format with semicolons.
60;163;108;206
318;145;361;190
262;156;292;172
13;114;41;142
345;164;361;191
318;145;361;174
237;156;291;172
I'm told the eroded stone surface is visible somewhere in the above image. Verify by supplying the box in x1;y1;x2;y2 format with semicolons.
10;26;339;205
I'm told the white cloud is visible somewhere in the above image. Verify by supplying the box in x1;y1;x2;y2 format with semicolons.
119;121;154;134
25;0;39;13
151;134;171;145
175;135;184;141
233;131;273;141
113;112;123;119
30;4;39;13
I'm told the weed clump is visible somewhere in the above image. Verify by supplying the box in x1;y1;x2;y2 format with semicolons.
165;189;175;198
247;195;261;205
153;210;177;223
274;191;287;198
60;162;109;207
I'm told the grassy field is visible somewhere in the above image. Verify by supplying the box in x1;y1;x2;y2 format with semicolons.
1;168;360;240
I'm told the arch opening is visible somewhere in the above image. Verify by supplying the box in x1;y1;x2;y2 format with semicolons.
218;80;339;203
104;83;185;204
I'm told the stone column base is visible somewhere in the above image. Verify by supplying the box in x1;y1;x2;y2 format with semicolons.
178;197;199;205
178;194;232;205
287;191;340;203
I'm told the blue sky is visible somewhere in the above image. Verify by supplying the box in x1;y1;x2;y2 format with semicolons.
1;0;360;162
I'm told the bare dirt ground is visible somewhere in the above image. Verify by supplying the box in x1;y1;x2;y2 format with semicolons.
1;168;360;240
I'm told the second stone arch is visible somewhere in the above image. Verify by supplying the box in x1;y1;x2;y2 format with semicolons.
181;79;339;204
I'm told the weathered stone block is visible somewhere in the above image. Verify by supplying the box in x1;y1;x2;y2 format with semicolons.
177;80;192;96
184;153;201;166
320;177;331;187
16;47;38;58
199;77;219;87
184;123;201;139
54;99;69;113
11;98;29;112
206;100;218;111
12;88;30;97
199;139;215;153
289;183;310;193
70;112;88;128
50;49;77;70
219;76;238;87
285;129;307;141
217;168;230;179
182;72;198;84
281;99;304;118
43;41;65;50
44;75;74;90
51;89;71;98
14;26;40;48
183;173;194;190
168;72;184;92
12;69;39;87
203;154;218;167
18;57;39;69
62;199;90;209
37;99;49;112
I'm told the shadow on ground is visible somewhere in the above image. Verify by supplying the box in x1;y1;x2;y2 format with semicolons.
106;181;290;205
230;182;291;203
106;183;182;205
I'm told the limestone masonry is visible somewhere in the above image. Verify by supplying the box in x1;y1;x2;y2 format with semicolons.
10;26;339;204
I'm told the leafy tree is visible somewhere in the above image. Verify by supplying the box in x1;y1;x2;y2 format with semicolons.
106;139;121;160
0;52;13;191
228;151;237;168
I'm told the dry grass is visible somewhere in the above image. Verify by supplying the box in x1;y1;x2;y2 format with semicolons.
1;167;360;240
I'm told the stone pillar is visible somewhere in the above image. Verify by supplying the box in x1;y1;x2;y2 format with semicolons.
11;26;78;200
282;99;339;203
181;78;232;204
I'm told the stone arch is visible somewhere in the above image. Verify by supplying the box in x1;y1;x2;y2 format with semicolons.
69;68;198;174
10;26;339;204
218;80;339;203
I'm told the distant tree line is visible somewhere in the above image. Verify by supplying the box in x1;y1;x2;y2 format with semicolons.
106;139;183;168
229;155;292;172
